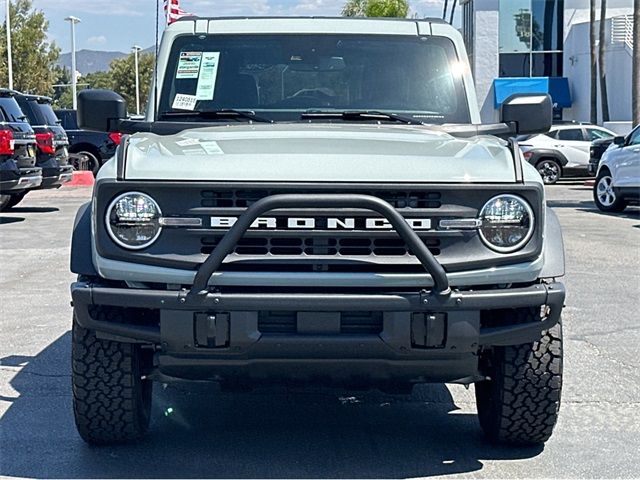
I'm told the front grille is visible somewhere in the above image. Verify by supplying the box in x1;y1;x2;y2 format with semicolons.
258;311;384;335
201;189;442;209
201;235;441;257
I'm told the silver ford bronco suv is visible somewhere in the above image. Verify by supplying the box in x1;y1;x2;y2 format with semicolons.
70;17;565;446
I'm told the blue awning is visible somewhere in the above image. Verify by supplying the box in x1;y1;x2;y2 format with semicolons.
493;77;572;109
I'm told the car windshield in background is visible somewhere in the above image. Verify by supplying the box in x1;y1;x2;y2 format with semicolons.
0;97;28;123
160;34;470;124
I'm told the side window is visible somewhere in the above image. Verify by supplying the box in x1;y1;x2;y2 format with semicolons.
545;129;559;139
556;128;585;141
587;128;614;141
628;128;640;146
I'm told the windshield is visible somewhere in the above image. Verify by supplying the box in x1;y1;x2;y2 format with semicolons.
159;34;470;124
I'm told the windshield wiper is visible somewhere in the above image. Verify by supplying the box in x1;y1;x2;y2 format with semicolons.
161;109;273;123
300;110;424;125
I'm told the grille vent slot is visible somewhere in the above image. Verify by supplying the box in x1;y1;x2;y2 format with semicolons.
201;189;442;209
201;236;441;257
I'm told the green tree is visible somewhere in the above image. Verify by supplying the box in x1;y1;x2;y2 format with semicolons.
342;0;408;18
0;0;60;94
109;52;155;114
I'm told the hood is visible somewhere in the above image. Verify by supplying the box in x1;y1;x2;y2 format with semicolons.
124;124;516;183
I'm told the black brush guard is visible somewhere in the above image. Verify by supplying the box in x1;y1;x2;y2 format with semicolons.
72;194;565;347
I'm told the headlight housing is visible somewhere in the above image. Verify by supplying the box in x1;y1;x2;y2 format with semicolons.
478;194;534;253
106;192;162;249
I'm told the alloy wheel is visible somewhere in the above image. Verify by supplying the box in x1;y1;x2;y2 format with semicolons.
596;175;616;206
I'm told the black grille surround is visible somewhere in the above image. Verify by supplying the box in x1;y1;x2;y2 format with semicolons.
94;180;545;275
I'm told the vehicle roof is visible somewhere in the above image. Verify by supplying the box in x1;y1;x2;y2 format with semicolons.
166;15;453;36
551;123;610;131
0;89;53;104
174;15;448;24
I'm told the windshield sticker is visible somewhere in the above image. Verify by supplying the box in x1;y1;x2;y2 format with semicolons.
176;51;202;79
196;52;221;100
200;140;224;155
175;138;201;147
172;94;197;111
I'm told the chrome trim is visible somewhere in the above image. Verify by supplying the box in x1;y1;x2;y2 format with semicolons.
438;218;482;230
159;217;203;227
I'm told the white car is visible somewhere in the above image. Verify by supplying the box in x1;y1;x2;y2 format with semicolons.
593;125;640;212
519;124;616;184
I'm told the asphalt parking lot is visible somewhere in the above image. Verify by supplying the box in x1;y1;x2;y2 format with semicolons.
0;183;639;479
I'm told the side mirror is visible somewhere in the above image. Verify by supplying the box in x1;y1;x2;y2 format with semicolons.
77;89;126;132
501;93;553;135
613;135;626;146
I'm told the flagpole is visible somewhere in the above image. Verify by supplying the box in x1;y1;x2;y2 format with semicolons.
6;0;13;89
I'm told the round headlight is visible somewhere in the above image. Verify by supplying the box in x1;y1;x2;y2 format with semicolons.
106;192;162;249
478;194;534;253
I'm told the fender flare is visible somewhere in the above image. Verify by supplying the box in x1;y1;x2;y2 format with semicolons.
70;201;98;277
527;149;569;168
539;207;565;279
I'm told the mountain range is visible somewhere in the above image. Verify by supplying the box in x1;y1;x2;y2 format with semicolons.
58;47;155;75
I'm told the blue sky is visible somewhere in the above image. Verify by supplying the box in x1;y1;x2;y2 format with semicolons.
32;0;450;54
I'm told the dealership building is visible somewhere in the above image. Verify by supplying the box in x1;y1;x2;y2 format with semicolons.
460;0;634;127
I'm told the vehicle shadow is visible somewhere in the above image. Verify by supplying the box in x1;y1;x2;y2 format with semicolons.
0;333;543;479
7;206;59;214
0;216;25;225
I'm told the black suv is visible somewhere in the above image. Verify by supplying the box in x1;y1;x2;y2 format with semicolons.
0;90;42;211
11;93;74;207
55;109;121;174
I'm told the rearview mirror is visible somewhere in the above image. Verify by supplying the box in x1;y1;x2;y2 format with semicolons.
613;135;626;146
501;93;552;135
77;89;126;132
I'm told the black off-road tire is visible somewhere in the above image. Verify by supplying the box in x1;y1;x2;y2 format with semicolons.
475;315;562;445
72;309;153;445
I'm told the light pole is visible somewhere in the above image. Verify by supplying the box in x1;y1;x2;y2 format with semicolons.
132;45;142;115
5;0;13;89
65;16;81;109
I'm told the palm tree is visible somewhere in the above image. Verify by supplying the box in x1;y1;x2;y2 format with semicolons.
590;0;598;124
633;0;640;126
342;0;366;16
598;0;609;122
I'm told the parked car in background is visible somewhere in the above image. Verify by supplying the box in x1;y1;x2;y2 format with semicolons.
588;137;615;176
519;123;616;184
6;92;74;208
593;125;640;212
0;90;42;211
55;109;121;174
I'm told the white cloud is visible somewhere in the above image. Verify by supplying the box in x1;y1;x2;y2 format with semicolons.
87;35;107;46
33;0;145;16
187;0;272;16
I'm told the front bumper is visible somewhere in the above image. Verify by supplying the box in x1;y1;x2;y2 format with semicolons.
72;281;565;383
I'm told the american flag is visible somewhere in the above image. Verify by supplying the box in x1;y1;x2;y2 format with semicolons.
164;0;194;25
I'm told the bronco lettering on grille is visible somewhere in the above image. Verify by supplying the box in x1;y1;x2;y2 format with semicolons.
210;216;432;230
